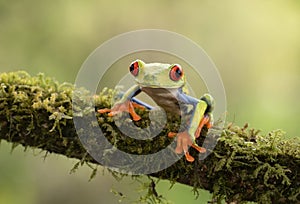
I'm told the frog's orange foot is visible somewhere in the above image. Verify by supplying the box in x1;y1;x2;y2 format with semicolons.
170;131;206;162
195;115;213;138
173;131;197;163
97;101;141;121
174;131;192;154
167;132;177;138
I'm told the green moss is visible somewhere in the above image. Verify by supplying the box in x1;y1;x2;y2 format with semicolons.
0;71;299;203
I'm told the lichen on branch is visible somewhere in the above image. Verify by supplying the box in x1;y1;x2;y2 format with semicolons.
0;71;299;203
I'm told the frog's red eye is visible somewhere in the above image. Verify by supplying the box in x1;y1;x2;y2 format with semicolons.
129;61;139;76
169;65;183;81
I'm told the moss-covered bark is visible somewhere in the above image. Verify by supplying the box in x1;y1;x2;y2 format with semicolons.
0;71;299;203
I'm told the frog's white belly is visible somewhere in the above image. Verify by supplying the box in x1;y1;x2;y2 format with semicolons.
141;87;181;114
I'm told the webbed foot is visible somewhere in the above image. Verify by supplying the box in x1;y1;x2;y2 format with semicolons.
98;100;141;121
169;131;206;162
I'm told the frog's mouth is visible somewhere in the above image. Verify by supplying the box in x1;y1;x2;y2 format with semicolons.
140;86;179;92
137;83;183;89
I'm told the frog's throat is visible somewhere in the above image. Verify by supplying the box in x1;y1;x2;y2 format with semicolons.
140;87;182;114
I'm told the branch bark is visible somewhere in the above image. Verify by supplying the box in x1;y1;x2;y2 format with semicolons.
0;71;299;203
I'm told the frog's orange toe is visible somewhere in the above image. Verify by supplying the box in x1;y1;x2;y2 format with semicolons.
97;108;112;114
132;102;146;110
175;146;183;154
185;152;195;162
167;132;177;138
131;114;141;121
107;112;116;117
206;122;213;129
192;144;206;153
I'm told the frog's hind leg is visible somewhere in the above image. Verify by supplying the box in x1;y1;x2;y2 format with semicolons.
194;114;213;138
194;94;214;138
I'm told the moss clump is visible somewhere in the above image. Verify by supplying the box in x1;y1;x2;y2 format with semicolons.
0;71;299;203
0;71;88;160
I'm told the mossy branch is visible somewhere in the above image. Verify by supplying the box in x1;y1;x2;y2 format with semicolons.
0;71;299;203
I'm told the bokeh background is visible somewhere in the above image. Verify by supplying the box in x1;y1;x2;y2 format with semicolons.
0;1;299;203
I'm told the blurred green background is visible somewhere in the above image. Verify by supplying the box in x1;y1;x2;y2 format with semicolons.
0;0;299;203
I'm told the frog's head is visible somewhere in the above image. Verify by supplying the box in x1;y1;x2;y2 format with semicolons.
129;59;186;89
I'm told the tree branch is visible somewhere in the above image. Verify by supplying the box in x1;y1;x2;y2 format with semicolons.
0;71;299;203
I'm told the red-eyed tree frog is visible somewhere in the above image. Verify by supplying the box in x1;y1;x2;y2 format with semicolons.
98;60;214;162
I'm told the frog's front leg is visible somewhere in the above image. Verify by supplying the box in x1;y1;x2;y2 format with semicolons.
98;85;142;121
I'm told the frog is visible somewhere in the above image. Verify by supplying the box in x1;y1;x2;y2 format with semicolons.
98;59;214;162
